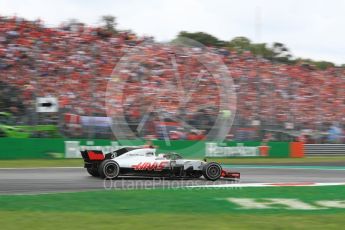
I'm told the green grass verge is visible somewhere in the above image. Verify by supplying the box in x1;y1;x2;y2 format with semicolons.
0;186;345;229
1;156;345;168
1;212;344;230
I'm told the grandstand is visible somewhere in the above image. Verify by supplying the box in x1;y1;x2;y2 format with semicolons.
0;15;344;143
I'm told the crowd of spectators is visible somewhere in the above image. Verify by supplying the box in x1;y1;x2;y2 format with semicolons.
0;16;344;142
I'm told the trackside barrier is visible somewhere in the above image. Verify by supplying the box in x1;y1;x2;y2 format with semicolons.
290;142;304;158
0;138;125;159
0;138;300;159
205;142;291;158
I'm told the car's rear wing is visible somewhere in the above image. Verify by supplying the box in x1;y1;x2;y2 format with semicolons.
81;150;105;161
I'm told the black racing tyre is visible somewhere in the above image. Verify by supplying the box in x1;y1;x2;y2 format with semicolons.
98;160;120;179
86;168;100;177
202;162;222;181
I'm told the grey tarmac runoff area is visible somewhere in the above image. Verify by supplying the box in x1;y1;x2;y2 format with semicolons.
0;164;344;194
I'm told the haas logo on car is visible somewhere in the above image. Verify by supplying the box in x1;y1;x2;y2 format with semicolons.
132;161;169;171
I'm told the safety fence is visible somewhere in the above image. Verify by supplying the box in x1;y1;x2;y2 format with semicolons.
304;144;345;156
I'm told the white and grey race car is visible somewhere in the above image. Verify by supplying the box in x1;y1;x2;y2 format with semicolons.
81;147;240;181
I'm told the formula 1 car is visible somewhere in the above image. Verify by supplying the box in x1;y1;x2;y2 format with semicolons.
81;147;240;181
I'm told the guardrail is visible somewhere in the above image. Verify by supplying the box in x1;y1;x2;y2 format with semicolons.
304;144;345;156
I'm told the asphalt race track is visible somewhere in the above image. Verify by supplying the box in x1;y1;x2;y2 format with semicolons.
0;166;344;194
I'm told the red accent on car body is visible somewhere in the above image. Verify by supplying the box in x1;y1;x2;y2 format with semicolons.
132;161;169;171
87;151;105;161
221;169;240;179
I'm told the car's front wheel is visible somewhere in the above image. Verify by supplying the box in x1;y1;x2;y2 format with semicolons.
98;160;120;179
202;162;222;181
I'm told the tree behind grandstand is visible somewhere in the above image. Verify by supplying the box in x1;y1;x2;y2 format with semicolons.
177;31;337;69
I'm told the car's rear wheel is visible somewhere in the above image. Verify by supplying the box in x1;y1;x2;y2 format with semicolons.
98;160;120;179
86;168;100;177
202;162;222;181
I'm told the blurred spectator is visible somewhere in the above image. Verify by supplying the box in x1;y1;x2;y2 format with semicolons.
328;123;343;143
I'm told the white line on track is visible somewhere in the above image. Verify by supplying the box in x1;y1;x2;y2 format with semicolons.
187;182;345;188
